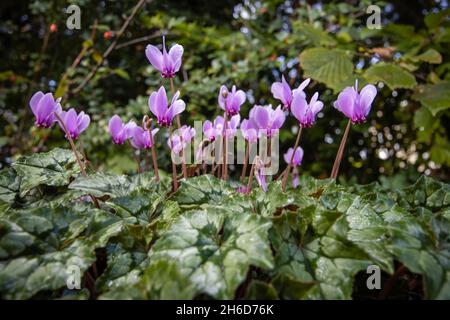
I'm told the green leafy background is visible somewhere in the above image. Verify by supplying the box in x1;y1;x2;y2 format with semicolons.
1;0;449;183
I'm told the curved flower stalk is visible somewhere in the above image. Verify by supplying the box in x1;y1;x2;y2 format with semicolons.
250;105;286;138
57;108;90;140
245;156;267;193
29;91;62;128
282;91;323;191
108;115;137;144
145;36;183;78
283;146;304;188
331;80;377;179
240;119;258;182
51;106;99;208
218;85;246;117
271;76;310;111
148;86;185;127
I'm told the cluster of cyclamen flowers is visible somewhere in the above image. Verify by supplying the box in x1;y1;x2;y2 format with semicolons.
29;36;377;194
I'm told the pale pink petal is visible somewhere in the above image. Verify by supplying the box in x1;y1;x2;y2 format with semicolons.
145;44;163;71
29;91;44;116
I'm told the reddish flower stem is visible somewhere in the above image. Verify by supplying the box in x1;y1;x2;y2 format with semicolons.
53;112;99;208
147;128;160;182
170;77;188;179
168;125;179;191
330;119;352;180
282;126;303;192
240;141;250;182
222;112;228;180
246;161;256;193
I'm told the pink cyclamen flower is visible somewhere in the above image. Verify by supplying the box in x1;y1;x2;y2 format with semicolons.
130;127;159;150
168;125;195;154
29;91;62;128
291;92;323;128
145;36;183;78
283;146;304;166
334;80;377;124
271;76;310;111
240;119;258;143
57;108;90;140
218;85;246;116
149;86;186;127
250;105;286;138
108;115;137;144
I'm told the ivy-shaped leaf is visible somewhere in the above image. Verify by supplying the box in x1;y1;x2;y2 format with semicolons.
149;209;274;299
12;148;80;196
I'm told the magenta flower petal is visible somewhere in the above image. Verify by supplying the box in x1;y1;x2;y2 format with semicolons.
283;148;293;165
272;106;286;129
359;84;377;116
109;115;124;143
334;86;357;120
155;86;169;117
253;106;269;129
256;166;268;192
29;91;44;116
145;44;163;72
64;109;78;135
291;94;308;124
283;146;304;166
168;44;183;72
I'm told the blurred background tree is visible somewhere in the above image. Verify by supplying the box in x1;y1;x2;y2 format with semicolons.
1;0;449;184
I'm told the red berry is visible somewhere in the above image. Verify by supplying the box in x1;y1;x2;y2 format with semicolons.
104;31;112;39
50;23;57;33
